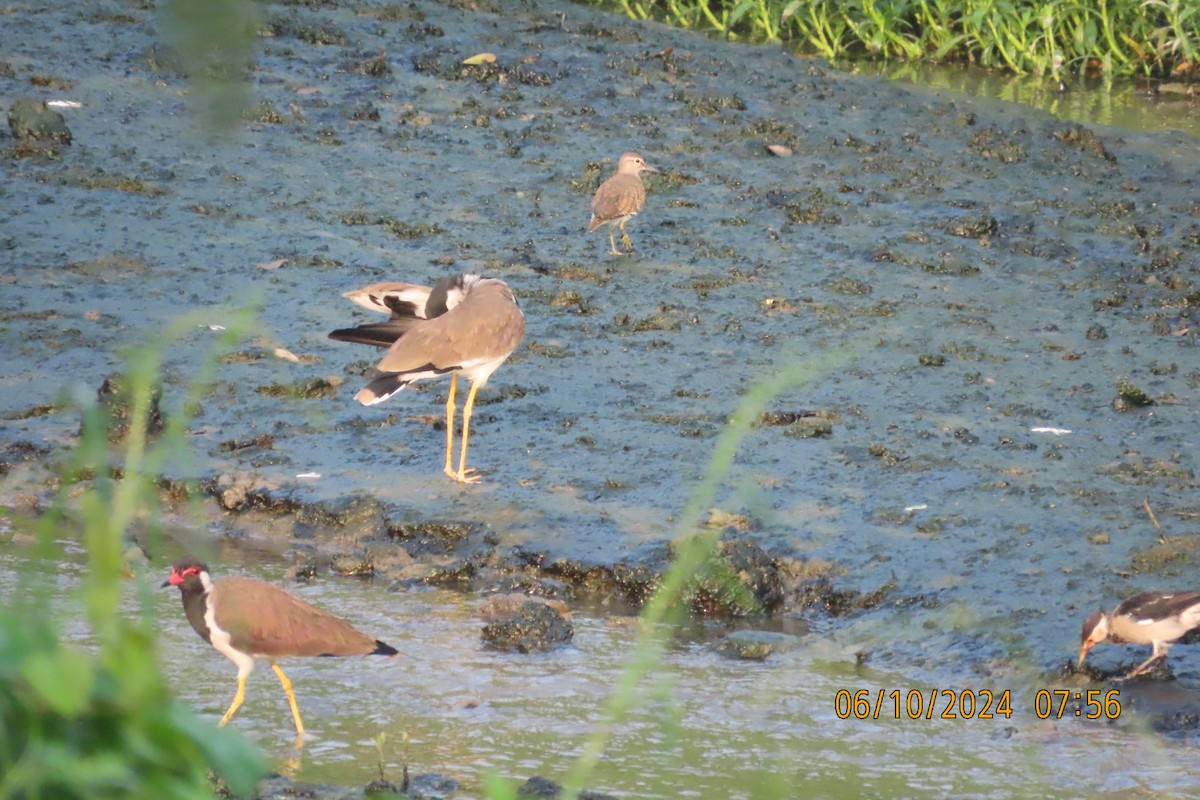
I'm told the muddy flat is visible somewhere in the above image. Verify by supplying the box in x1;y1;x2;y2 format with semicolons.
2;0;1199;772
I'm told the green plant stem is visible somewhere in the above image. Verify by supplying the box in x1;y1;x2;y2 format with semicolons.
560;349;847;799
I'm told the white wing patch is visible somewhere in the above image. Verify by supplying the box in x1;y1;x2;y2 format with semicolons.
205;588;258;680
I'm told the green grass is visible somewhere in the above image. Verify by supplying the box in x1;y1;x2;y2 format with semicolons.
591;0;1200;79
0;310;264;800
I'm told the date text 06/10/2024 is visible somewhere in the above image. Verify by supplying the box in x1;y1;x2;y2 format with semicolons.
833;689;1122;721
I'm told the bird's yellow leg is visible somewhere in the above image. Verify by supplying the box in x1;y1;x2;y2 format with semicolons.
619;221;633;251
607;226;621;256
443;373;458;479
271;660;305;737
218;676;246;727
454;381;482;484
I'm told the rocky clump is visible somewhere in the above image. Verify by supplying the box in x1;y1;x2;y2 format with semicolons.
714;630;802;661
7;98;71;144
92;373;165;444
480;595;573;653
517;775;616;800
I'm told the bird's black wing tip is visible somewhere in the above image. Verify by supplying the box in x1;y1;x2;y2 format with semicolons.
373;640;399;656
329;325;403;347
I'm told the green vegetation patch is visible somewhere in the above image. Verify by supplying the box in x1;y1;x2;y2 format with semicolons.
592;0;1200;79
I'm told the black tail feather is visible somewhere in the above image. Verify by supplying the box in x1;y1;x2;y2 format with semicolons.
329;320;417;348
372;639;399;656
356;373;411;405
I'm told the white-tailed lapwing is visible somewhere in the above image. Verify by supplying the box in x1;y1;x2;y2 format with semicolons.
588;151;658;256
164;558;396;737
1079;590;1200;680
329;273;525;484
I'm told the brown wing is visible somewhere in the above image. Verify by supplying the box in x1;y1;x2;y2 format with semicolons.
213;577;380;657
372;280;523;375
590;173;645;226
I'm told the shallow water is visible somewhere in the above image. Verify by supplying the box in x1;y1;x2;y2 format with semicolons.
840;60;1200;139
4;545;1200;798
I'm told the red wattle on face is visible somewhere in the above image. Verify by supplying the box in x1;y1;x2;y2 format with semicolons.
168;569;184;586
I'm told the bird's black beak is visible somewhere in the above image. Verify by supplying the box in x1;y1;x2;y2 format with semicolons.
160;579;171;588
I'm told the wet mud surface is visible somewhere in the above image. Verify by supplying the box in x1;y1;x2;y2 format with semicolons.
2;0;1200;776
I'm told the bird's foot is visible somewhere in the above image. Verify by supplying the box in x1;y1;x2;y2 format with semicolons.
1115;659;1166;682
620;233;634;251
450;467;481;484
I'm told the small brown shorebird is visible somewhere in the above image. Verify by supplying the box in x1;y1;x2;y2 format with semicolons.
329;273;525;484
588;151;658;256
164;558;397;737
1078;590;1200;680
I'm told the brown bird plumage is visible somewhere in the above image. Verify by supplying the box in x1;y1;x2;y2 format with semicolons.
165;558;396;738
329;273;525;483
209;577;383;657
588;151;658;256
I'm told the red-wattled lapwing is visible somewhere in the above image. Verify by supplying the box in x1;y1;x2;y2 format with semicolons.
588;151;658;256
164;558;397;737
1078;590;1200;680
329;273;525;484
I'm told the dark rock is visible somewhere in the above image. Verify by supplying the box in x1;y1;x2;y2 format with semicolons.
483;574;573;599
1053;123;1117;163
254;376;342;399
783;418;834;438
209;471;269;512
793;576;891;616
518;776;561;798
422;557;478;587
481;596;573;653
0;440;50;478
387;520;479;556
92;373;165;444
611;563;659;605
945;213;998;238
406;774;459;800
517;776;616;800
7;98;71;143
329;553;373;577
715;630;801;661
480;593;571;621
683;538;787;617
364;779;399;796
1113;380;1154;411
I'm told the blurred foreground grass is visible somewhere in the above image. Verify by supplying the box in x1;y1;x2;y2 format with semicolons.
0;311;264;800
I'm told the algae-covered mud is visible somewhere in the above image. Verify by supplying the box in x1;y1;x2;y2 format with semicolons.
2;0;1198;796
